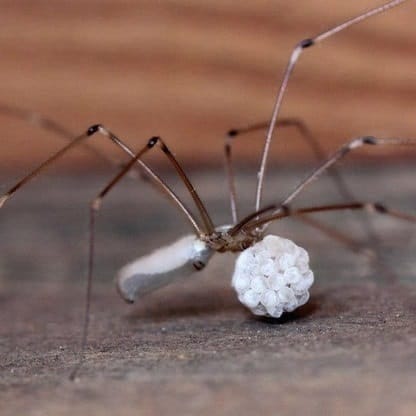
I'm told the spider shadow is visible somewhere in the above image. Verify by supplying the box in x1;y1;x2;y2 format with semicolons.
124;285;340;324
256;298;320;325
253;287;351;325
125;284;242;323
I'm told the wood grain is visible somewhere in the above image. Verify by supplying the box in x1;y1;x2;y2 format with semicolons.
1;0;415;170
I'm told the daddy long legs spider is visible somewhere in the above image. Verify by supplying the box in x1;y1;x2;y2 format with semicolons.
1;0;415;379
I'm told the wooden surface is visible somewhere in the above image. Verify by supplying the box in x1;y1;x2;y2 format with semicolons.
1;167;416;415
1;0;415;170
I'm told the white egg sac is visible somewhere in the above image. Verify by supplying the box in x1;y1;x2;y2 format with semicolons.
231;235;314;318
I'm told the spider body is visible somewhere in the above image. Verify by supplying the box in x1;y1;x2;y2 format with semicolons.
201;225;262;253
117;224;314;319
116;224;262;303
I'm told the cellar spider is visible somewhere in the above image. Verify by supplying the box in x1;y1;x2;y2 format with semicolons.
1;0;415;380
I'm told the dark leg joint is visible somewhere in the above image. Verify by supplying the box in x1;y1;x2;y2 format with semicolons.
87;124;102;136
299;38;314;48
227;129;239;137
373;202;387;213
147;136;159;148
362;136;378;145
281;204;291;215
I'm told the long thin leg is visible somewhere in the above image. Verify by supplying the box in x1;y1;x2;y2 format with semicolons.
1;122;214;375
240;200;415;285
71;135;215;378
0;125;203;235
243;201;416;232
69;137;157;380
229;118;353;198
229;198;399;281
297;213;400;283
224;135;239;224
280;136;416;209
0;102;123;169
155;137;214;234
255;0;409;211
231;135;416;234
227;119;393;276
295;214;374;257
225;118;353;223
86;135;214;235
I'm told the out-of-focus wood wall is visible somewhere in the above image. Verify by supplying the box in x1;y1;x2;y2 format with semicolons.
1;0;415;170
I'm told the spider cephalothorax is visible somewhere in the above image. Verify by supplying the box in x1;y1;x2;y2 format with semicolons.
201;226;263;253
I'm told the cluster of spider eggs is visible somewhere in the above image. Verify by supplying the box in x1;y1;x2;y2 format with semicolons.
232;235;314;318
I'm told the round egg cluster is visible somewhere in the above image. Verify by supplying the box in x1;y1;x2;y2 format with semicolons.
231;235;314;318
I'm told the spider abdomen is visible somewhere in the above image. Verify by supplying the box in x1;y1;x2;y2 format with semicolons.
117;235;214;303
231;235;314;318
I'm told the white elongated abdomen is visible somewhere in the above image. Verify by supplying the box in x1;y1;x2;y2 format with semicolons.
232;235;314;318
117;234;214;303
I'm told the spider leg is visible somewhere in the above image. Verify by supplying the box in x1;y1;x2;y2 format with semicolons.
231;135;416;234
1;125;210;380
227;120;398;278
0;103;74;138
255;0;409;210
154;137;214;233
1;121;215;378
296;213;401;283
0;110;214;232
0;102;123;169
69;137;158;380
243;200;414;284
295;214;374;257
244;201;416;231
279;136;416;210
70;134;207;379
70;133;216;379
0;102;153;181
225;118;353;223
0;125;203;234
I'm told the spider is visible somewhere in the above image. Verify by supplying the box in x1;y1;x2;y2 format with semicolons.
1;0;415;379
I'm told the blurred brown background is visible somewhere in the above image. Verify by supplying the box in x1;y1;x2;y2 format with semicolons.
1;0;415;171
